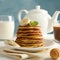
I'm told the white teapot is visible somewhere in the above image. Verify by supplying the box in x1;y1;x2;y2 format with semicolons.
18;5;60;36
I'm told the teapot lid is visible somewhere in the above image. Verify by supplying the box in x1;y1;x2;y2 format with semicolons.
30;5;48;14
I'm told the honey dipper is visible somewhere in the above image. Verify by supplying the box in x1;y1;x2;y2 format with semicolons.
50;48;60;60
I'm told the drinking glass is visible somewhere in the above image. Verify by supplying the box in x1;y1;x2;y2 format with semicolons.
0;15;14;39
53;21;60;43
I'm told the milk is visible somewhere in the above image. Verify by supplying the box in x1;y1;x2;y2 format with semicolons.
0;21;14;39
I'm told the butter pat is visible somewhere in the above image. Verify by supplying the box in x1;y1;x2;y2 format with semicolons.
20;18;31;26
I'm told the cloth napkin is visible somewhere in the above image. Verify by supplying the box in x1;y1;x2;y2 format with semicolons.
0;40;49;60
0;47;44;60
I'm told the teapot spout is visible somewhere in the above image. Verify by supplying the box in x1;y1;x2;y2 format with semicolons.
47;11;60;33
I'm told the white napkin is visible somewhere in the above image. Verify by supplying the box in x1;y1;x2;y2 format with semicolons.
0;47;40;60
0;40;49;60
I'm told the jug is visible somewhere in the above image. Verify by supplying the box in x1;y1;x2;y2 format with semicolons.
18;5;60;36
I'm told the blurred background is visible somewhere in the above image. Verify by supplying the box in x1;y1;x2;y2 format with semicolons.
0;0;60;34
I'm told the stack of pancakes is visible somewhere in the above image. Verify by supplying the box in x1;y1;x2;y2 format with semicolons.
15;26;43;47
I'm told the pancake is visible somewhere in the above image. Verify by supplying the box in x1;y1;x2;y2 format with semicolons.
19;43;43;47
16;37;43;40
15;39;43;44
15;26;43;48
18;26;40;29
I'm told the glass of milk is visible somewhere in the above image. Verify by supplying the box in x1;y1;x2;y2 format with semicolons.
0;15;14;39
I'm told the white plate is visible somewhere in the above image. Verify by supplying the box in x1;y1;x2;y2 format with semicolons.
12;39;58;51
0;34;59;52
2;38;58;52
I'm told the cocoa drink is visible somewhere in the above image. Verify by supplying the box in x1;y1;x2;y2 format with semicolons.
54;26;60;41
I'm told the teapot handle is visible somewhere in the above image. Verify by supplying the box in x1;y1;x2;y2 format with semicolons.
18;10;28;22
